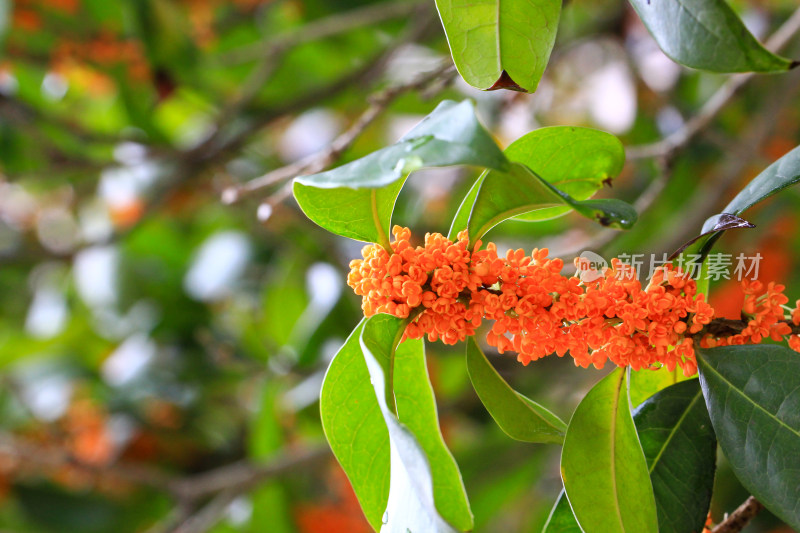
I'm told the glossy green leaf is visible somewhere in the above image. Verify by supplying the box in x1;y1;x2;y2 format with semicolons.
294;100;508;244
449;126;625;239
704;144;800;230
628;0;796;73
633;379;716;533
360;315;465;531
549;379;716;533
697;345;800;530
686;144;800;259
435;0;561;92
561;368;658;533
319;319;389;530
466;338;566;443
629;366;686;407
542;491;581;533
465;162;636;243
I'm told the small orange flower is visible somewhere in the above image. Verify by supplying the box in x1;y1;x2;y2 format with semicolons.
347;228;799;376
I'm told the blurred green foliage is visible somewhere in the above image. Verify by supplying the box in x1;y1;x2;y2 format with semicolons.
0;0;799;531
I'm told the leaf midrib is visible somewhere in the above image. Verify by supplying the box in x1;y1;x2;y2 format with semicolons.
699;357;800;439
647;391;702;474
610;370;626;532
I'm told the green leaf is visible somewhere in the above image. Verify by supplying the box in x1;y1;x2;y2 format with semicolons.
628;0;796;73
542;491;582;533
435;0;561;92
697;345;800;530
294;100;508;244
549;379;716;533
629;366;687;408
319;319;389;530
448;126;625;239
686;144;800;259
561;368;658;533
465;162;636;244
360;315;466;531
633;379;716;533
705;144;800;227
465;338;566;443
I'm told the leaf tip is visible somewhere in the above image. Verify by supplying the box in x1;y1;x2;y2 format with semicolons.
487;71;528;93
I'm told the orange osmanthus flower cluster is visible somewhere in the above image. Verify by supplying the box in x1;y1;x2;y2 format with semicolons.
347;227;800;377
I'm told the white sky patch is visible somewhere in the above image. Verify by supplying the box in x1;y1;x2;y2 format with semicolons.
101;333;157;387
184;231;251;302
41;72;68;101
73;246;118;308
587;61;637;134
25;287;68;339
278;108;342;162
17;370;73;422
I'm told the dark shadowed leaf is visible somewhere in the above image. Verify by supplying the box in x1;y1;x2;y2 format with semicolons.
561;368;658;533
294;100;508;244
633;379;716;533
360;315;471;531
546;379;713;533
697;345;800;530
435;0;561;92
449;126;625;238
466;338;566;443
628;0;795;72
464;162;636;243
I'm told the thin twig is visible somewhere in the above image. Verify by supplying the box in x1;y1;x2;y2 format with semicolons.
711;496;764;533
168;446;330;501
220;61;457;204
627;7;800;160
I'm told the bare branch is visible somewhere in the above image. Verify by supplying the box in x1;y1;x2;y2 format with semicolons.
220;61;457;205
169;446;330;501
627;7;800;160
711;496;764;533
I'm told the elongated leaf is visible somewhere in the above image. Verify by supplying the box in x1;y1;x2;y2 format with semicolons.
678;145;800;259
319;319;389;530
697;345;800;530
294;100;508;244
629;366;687;407
360;315;470;531
449;126;625;238
543;491;581;533
628;0;796;73
704;144;800;231
394;333;473;530
634;379;716;533
466;338;566;443
466;162;636;243
561;368;658;533
436;0;561;92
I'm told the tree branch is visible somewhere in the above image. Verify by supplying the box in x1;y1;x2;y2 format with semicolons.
220;61;458;205
627;7;800;160
711;496;764;533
